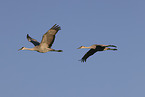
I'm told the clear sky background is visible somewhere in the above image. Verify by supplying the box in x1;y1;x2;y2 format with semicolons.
0;0;145;97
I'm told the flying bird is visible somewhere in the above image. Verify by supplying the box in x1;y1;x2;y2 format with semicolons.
18;24;63;53
77;44;117;62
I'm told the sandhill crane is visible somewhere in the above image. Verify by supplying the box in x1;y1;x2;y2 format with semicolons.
18;24;63;53
77;44;117;62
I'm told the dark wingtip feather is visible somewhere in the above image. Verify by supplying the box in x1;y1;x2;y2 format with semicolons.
79;59;86;62
51;24;61;31
27;34;30;38
26;34;32;41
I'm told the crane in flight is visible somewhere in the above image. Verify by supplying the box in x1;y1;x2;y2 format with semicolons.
18;24;63;53
77;44;117;62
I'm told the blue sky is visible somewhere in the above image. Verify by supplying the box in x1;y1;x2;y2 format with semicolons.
0;0;145;97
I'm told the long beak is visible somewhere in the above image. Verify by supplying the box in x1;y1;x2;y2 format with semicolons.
77;47;81;49
18;47;24;51
18;48;22;51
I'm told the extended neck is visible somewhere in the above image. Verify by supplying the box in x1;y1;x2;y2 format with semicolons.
81;46;93;49
22;47;35;51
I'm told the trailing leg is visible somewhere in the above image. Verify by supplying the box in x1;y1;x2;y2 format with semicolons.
104;47;117;51
107;45;117;48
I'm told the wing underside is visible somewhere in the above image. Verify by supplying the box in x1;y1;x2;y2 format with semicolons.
81;49;97;62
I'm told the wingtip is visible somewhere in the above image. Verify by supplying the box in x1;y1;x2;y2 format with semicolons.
26;34;32;42
27;34;30;38
78;59;86;62
51;24;61;31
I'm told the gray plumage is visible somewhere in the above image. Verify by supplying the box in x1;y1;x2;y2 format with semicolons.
18;24;63;53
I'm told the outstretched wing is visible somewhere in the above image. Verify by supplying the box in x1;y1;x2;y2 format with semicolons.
27;34;40;46
40;24;61;48
80;49;97;62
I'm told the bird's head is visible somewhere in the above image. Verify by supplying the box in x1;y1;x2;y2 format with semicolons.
18;47;25;51
77;46;85;49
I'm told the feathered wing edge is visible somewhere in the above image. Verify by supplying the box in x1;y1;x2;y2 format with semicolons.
27;34;40;46
80;49;97;62
50;24;61;31
40;24;61;48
